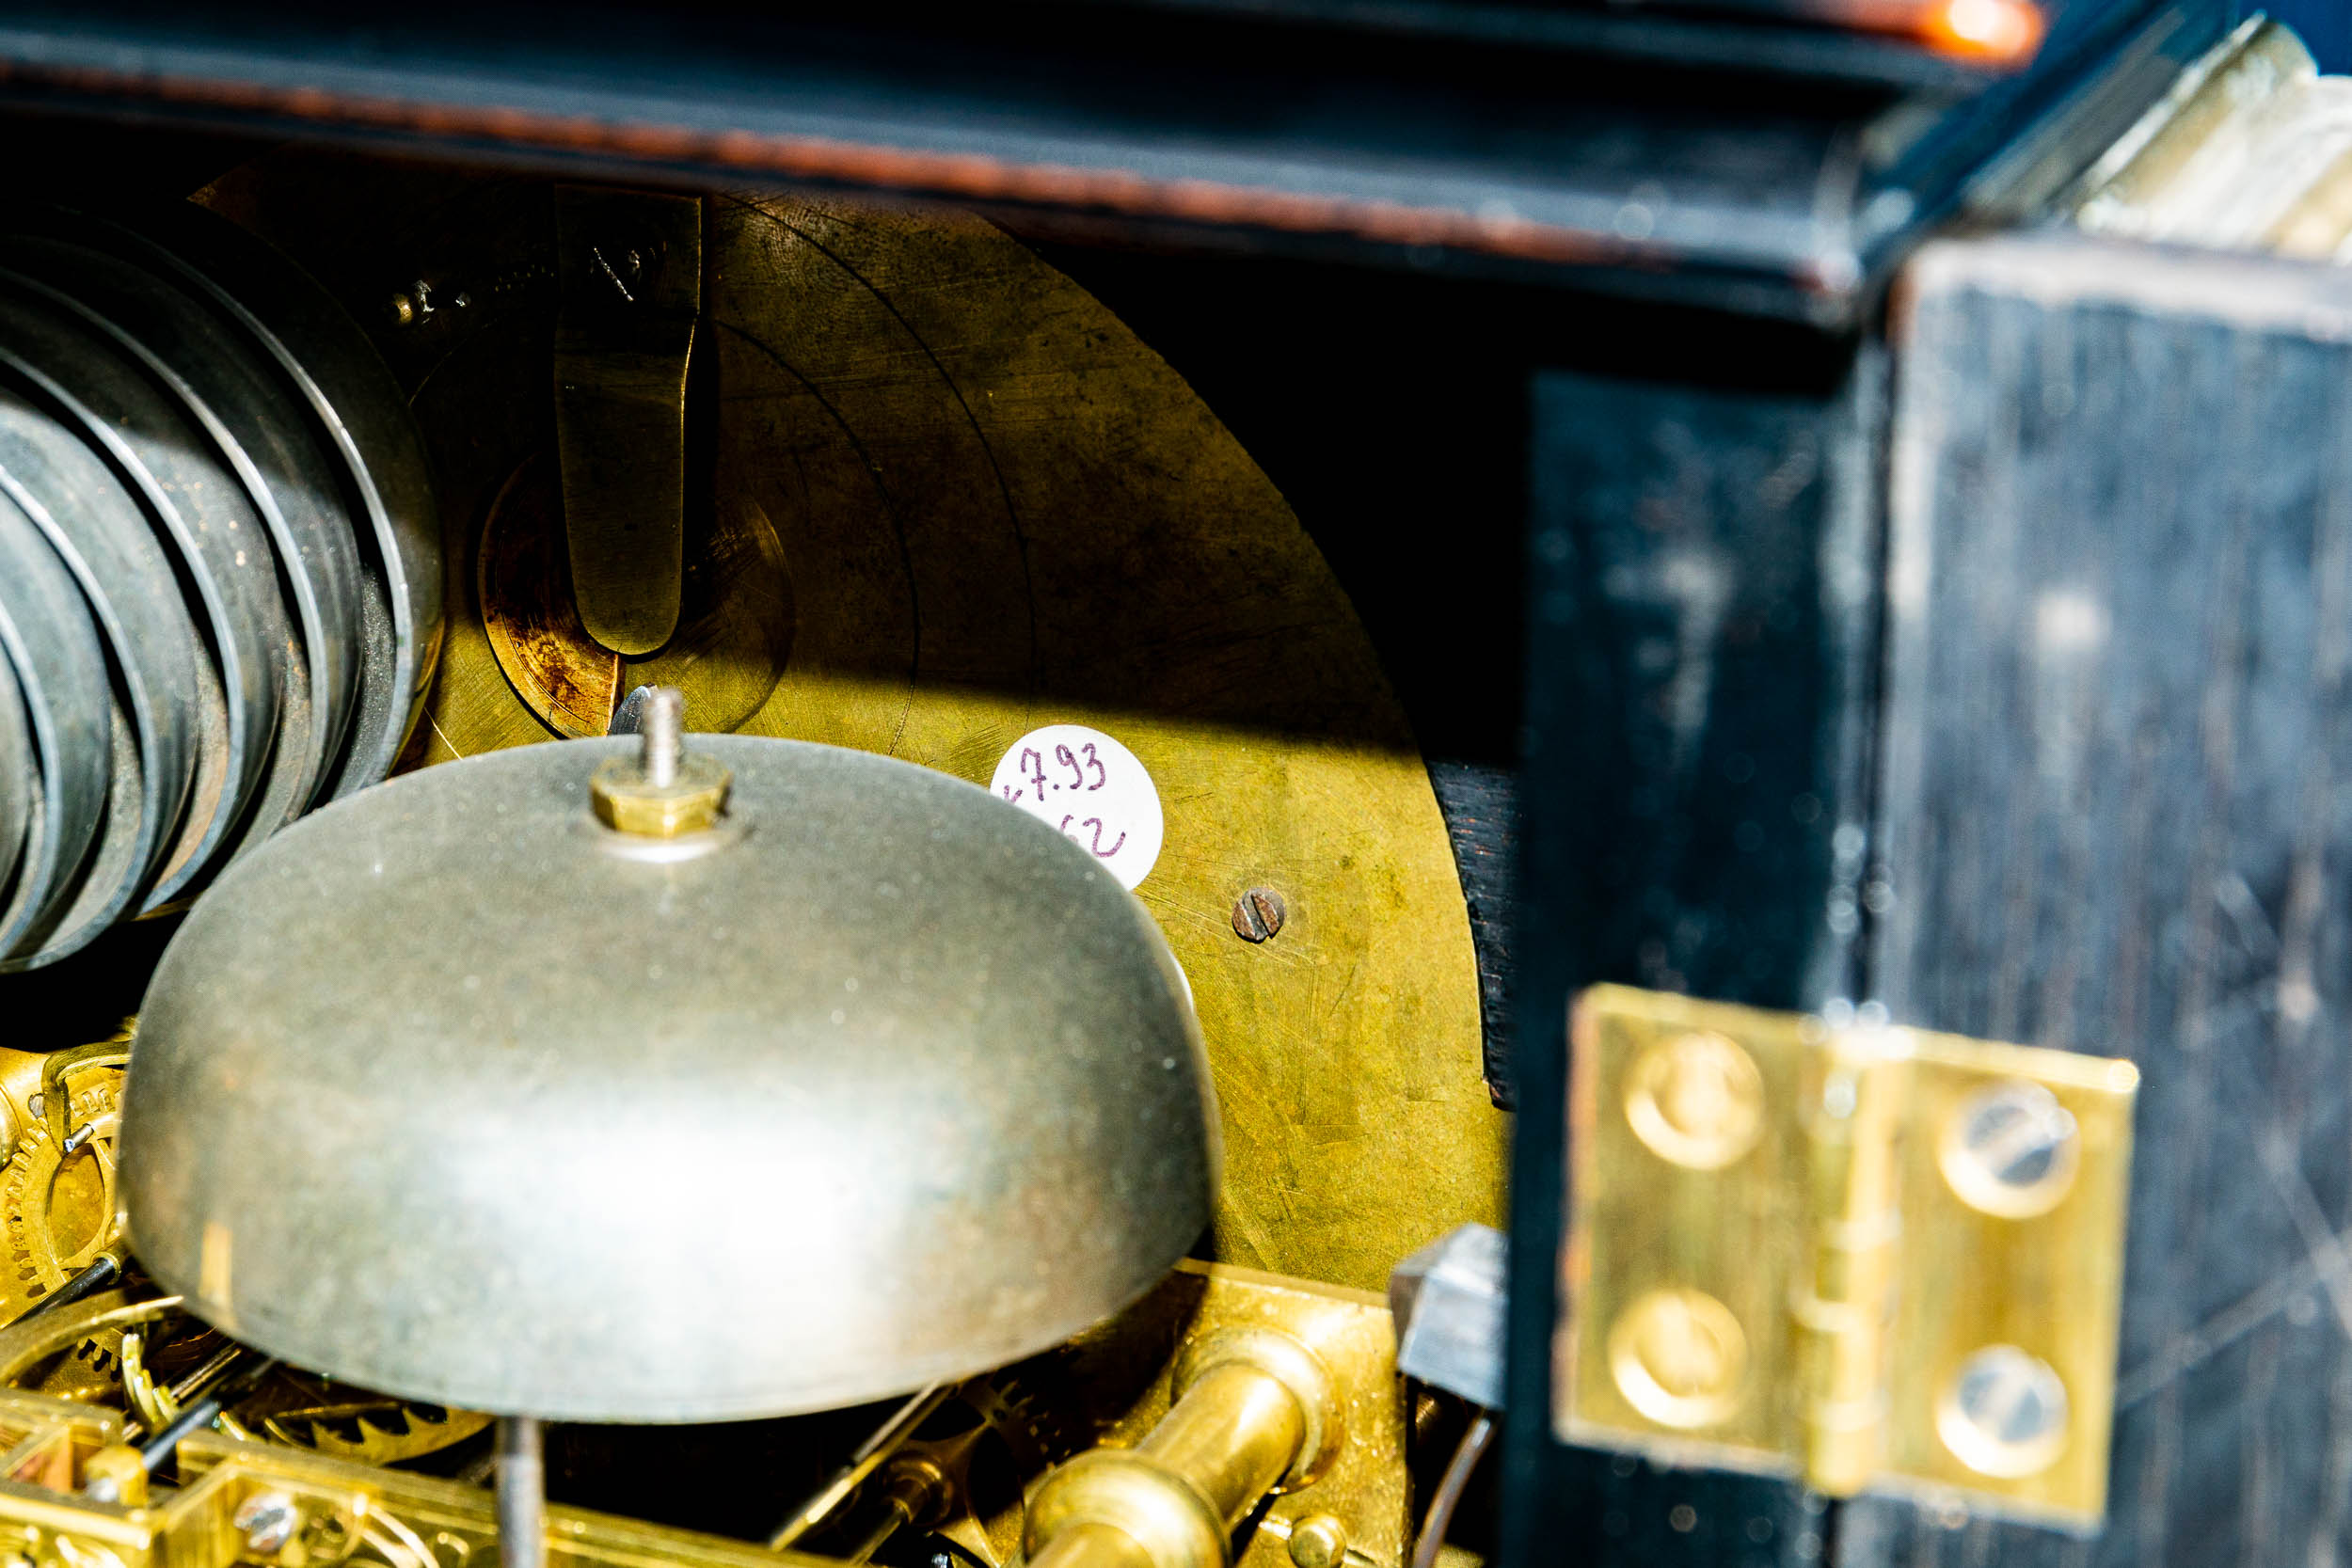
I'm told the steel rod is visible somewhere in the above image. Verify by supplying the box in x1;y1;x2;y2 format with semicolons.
497;1417;546;1568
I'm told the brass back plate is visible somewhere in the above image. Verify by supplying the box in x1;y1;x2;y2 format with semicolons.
197;157;1507;1292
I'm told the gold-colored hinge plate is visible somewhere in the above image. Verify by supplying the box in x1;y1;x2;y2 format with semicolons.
1556;985;2138;1531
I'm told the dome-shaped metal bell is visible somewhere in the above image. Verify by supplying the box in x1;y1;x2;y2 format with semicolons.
118;726;1219;1423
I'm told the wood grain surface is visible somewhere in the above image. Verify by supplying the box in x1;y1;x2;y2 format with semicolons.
1852;232;2352;1567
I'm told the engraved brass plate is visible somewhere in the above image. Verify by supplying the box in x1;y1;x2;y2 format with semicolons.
1559;985;2137;1529
196;155;1506;1292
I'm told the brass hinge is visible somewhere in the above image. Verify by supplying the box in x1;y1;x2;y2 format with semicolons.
1556;985;2138;1531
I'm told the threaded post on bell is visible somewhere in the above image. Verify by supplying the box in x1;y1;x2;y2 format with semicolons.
591;689;730;839
641;687;683;787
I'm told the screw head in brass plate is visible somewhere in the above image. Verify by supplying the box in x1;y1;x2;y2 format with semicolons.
1287;1515;1348;1568
1939;1079;2080;1218
1936;1345;2069;1479
1232;886;1287;943
1606;1287;1748;1430
234;1491;301;1556
1623;1031;1766;1170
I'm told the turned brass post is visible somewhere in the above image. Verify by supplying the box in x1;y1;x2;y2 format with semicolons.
1023;1331;1338;1568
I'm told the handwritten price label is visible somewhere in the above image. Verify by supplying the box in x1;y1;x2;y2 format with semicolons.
990;724;1164;891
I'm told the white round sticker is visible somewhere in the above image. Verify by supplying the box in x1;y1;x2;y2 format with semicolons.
990;724;1164;890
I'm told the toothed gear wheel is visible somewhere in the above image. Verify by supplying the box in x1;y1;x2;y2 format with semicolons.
959;1354;1089;1471
31;1329;125;1403
255;1393;494;1465
0;1044;126;1323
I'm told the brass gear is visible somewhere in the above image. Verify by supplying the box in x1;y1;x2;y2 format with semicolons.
3;1291;492;1465
250;1390;493;1465
0;1291;165;1402
955;1360;1089;1474
0;1028;486;1465
0;1035;127;1325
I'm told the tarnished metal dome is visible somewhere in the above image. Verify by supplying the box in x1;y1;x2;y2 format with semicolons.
119;732;1218;1422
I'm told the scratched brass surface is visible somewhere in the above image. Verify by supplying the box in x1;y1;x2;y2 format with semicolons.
196;155;1504;1291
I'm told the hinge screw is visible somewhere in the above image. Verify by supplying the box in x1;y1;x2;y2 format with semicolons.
1940;1080;2080;1218
1606;1286;1747;1430
1938;1345;2069;1479
1623;1032;1765;1170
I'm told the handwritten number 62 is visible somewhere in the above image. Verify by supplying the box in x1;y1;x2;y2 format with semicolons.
1057;814;1127;859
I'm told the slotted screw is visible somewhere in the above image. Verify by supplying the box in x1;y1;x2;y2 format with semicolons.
1232;887;1287;943
1940;1345;2069;1478
235;1491;299;1555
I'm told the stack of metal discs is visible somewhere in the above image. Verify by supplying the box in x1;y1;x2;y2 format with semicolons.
0;203;441;970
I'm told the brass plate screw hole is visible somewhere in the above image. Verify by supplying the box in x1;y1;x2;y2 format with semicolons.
1623;1032;1766;1170
1607;1288;1747;1430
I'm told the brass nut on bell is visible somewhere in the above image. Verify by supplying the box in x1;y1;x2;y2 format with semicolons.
590;752;733;837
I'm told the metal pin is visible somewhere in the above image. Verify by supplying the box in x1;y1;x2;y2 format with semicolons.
60;1123;94;1155
497;1416;546;1568
641;689;684;789
767;1382;952;1550
14;1251;120;1327
167;1342;246;1404
120;1353;278;1486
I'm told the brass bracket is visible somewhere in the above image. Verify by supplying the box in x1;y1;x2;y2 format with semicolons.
0;1264;1406;1568
552;185;702;657
1557;985;2138;1531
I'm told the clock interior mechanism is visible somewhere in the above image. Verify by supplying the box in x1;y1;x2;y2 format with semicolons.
0;149;1511;1568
